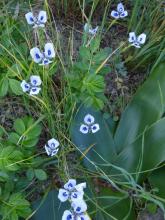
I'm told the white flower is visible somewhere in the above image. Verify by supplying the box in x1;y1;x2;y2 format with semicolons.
62;209;90;220
25;11;47;28
80;114;100;134
44;138;59;157
30;43;55;66
30;47;43;63
128;32;146;48
44;43;56;58
84;23;98;35
84;114;95;125
30;75;42;86
71;199;87;214
58;179;86;202
20;75;42;96
62;210;74;220
20;80;30;92
111;3;128;19
29;87;41;95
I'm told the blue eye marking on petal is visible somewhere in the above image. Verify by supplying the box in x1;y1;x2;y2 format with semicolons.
25;84;29;89
68;183;73;187
92;126;97;130
51;143;55;147
40;16;44;20
36;54;40;59
72;193;77;198
32;88;37;92
87;118;91;122
63;192;68;197
83;127;87;131
81;217;85;220
120;13;125;16
33;80;37;84
76;207;81;212
114;12;118;16
30;17;34;22
44;60;49;64
48;50;51;56
67;215;72;220
131;37;134;41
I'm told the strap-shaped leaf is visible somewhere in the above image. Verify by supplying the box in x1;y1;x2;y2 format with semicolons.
111;117;165;182
71;106;116;172
114;63;165;153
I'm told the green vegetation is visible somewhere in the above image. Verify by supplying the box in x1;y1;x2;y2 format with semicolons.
0;0;164;220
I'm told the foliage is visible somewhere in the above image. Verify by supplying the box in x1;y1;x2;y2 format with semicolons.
71;62;165;219
67;37;111;109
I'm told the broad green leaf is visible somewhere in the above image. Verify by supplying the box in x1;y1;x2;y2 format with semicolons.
14;118;26;135
9;79;23;95
149;166;165;204
34;169;47;181
114;62;165;153
111;118;165;182
26;168;35;181
71;106;116;173
0;146;23;171
0;77;8;97
0;193;31;220
32;190;70;220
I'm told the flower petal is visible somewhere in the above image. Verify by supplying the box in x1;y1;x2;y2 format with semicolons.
38;11;47;24
84;114;95;125
89;26;98;35
50;148;59;156
74;182;86;191
111;10;120;19
47;138;59;149
71;190;84;202
44;145;51;156
30;47;43;63
84;23;91;32
29;87;41;95
72;199;87;214
62;210;74;220
44;43;55;58
64;179;76;191
30;75;42;86
120;10;128;18
137;33;146;45
91;123;100;133
39;58;52;66
117;3;125;13
58;189;69;202
132;42;141;48
80;124;89;134
20;80;30;92
25;12;35;25
79;213;90;220
128;32;136;43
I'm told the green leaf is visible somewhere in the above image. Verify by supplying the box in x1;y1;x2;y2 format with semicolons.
0;193;31;219
8;132;20;144
71;106;116;173
114;62;165;153
14;118;26;135
0;77;9;97
149;166;165;203
32;190;70;220
0;146;23;171
79;46;91;60
111;118;165;182
90;36;100;53
34;169;47;181
9;79;23;95
26;168;35;181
